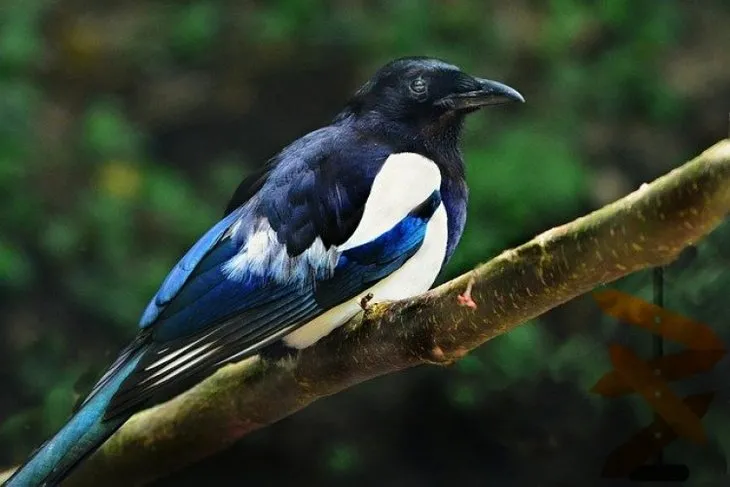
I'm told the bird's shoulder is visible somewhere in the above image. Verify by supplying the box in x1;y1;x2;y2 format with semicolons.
225;124;391;216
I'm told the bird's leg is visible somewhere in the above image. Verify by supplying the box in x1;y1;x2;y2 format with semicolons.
457;276;477;309
360;292;375;310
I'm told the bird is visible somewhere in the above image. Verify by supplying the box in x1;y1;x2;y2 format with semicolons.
4;56;523;486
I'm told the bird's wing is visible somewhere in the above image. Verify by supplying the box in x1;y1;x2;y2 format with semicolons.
102;134;445;419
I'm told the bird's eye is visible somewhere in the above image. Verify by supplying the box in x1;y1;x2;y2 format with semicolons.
409;78;428;97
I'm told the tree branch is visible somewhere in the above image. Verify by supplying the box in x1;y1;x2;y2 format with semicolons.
3;140;730;486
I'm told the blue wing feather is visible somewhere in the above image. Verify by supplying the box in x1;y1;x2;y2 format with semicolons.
139;208;244;328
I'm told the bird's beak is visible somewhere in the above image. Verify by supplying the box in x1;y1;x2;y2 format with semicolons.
437;78;525;110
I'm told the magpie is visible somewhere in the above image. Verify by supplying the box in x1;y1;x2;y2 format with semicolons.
4;56;523;487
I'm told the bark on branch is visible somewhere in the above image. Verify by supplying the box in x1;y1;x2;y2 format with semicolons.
3;140;730;486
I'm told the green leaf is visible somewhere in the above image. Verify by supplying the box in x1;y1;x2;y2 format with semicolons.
0;1;44;70
455;354;487;375
0;237;34;288
170;2;222;58
0;80;40;140
469;130;586;212
41;219;81;260
41;368;82;433
450;382;478;408
82;100;140;159
327;444;359;473
489;320;553;381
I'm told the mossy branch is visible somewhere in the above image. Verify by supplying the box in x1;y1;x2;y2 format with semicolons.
3;140;730;486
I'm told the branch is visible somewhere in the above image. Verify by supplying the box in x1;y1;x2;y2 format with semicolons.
3;140;730;486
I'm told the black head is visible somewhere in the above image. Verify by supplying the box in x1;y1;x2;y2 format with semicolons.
339;57;524;132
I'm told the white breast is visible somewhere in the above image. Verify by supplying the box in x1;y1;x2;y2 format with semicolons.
338;152;442;251
283;153;448;349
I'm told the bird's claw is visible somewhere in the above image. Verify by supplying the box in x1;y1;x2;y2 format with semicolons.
360;292;374;310
457;277;477;310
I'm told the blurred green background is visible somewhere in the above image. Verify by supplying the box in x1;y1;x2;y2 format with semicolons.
1;0;730;485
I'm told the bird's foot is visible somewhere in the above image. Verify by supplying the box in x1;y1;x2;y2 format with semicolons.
360;292;375;310
457;276;477;310
429;344;470;365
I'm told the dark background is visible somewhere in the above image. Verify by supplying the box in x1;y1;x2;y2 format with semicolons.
1;1;730;485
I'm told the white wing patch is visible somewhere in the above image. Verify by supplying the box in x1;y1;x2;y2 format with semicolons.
223;218;338;283
283;153;448;349
338;152;442;251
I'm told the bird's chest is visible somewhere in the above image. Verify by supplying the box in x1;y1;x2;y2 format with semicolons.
361;201;448;302
378;201;449;295
338;151;451;300
282;207;447;350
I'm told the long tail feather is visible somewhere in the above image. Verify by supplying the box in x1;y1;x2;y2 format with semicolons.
3;354;143;487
